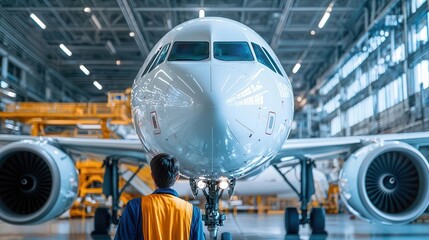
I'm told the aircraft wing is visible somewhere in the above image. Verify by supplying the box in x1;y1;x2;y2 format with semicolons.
0;134;146;161
271;131;429;164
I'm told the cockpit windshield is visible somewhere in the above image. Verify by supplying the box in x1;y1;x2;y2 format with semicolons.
168;42;209;61
214;42;254;61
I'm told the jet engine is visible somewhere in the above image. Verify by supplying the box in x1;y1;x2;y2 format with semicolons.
0;140;78;224
340;141;429;224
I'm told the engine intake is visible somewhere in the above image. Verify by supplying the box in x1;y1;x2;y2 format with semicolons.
0;141;78;224
340;141;429;224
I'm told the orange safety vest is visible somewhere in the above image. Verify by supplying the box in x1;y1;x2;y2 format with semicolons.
141;194;193;240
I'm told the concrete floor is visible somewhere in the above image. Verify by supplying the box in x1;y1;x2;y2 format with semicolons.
0;213;428;240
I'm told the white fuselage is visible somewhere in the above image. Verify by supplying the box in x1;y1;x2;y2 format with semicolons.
132;17;294;180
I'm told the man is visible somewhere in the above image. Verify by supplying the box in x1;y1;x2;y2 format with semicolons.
114;153;205;240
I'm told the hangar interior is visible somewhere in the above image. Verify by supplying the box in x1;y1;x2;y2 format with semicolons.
1;0;429;239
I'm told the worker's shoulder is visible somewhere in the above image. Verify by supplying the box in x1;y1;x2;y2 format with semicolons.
126;197;142;210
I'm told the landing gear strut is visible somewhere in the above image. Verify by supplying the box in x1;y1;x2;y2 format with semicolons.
274;157;327;236
190;178;236;240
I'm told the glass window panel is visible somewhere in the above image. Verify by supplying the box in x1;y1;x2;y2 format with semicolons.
251;43;276;73
213;42;254;61
148;43;171;73
142;48;161;77
168;42;209;61
262;47;283;76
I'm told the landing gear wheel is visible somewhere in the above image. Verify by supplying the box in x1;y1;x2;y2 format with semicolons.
221;232;232;240
91;207;111;236
310;208;326;234
285;207;299;235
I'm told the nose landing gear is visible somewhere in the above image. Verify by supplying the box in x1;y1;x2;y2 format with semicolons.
190;178;236;240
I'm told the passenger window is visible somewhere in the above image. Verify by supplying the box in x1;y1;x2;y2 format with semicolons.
141;48;161;77
262;47;283;76
214;42;254;61
148;43;171;73
168;42;209;61
251;43;276;73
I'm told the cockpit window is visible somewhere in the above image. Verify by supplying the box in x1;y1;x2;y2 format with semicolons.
141;48;161;77
262;47;283;76
214;42;254;61
148;43;171;73
168;42;209;61
251;43;276;73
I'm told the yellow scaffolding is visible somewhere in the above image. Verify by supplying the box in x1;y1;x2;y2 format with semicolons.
0;89;132;138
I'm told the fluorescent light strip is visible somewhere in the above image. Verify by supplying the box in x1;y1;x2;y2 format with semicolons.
59;44;72;56
93;81;103;90
292;63;301;74
90;14;102;30
318;12;331;29
30;13;46;29
79;65;90;75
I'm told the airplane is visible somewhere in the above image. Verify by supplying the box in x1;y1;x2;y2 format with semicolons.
1;17;429;240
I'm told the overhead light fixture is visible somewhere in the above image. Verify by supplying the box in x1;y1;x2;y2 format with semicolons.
93;81;103;90
84;7;91;13
297;96;303;102
129;31;135;37
199;9;205;18
30;13;46;29
318;2;334;29
90;14;102;30
79;65;90;75
59;44;72;56
106;40;116;55
310;30;316;36
116;60;121;65
292;62;301;74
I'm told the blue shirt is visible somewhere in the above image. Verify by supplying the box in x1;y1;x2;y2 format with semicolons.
114;188;205;240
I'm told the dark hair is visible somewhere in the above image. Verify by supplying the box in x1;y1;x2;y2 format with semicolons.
150;153;180;188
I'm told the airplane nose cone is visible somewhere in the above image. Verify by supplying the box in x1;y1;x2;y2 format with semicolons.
132;63;292;178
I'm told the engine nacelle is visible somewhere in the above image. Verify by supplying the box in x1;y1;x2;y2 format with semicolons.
340;141;429;224
0;140;78;224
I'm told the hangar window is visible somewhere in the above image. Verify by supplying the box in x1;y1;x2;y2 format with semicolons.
148;43;171;73
141;48;162;77
168;42;209;61
262;47;283;76
251;43;276;73
213;42;254;61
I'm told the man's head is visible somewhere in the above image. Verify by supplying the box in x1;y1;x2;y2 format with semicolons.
150;153;180;188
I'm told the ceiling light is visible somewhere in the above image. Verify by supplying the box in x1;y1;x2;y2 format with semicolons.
129;31;135;37
6;91;16;98
79;65;90;75
297;96;303;102
90;14;102;30
318;1;334;29
30;13;46;29
59;44;72;56
106;40;116;55
292;63;301;74
318;12;330;28
199;9;205;18
93;81;103;90
310;30;316;36
84;7;91;13
116;60;121;65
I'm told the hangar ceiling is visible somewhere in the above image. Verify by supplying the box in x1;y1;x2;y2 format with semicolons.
0;0;369;99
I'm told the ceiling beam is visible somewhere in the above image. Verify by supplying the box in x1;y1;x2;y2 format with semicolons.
270;0;294;49
116;0;149;56
3;7;358;12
